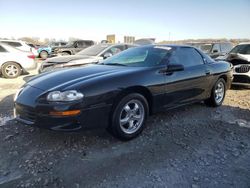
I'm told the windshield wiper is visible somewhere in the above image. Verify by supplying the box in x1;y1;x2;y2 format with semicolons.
105;63;127;66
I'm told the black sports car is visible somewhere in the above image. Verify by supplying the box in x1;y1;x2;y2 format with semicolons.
14;45;233;140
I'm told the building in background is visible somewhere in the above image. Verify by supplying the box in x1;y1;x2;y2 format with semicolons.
106;35;135;44
107;35;116;43
124;36;135;44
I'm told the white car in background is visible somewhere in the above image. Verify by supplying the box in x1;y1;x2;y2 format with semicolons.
0;39;39;57
0;43;37;78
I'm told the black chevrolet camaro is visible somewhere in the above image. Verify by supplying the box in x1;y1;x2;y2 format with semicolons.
14;45;233;140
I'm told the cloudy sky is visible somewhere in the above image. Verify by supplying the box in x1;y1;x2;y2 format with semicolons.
0;0;249;42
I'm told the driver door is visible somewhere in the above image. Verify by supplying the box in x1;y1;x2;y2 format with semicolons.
163;47;209;108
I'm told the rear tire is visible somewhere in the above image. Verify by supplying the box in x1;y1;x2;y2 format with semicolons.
109;93;149;141
1;62;21;79
39;50;49;59
205;78;226;107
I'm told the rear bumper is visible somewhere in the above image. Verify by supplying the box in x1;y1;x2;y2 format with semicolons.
23;60;37;71
14;103;112;131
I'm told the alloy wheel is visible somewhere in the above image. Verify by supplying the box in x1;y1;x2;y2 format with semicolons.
119;99;145;134
214;81;225;104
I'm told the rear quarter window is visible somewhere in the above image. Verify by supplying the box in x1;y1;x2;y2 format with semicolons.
0;45;8;52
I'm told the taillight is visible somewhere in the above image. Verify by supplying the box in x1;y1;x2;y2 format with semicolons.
28;54;35;59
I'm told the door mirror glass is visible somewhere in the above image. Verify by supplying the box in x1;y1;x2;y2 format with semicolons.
213;49;218;53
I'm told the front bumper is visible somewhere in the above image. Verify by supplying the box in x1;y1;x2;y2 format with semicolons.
14;102;111;131
232;74;250;86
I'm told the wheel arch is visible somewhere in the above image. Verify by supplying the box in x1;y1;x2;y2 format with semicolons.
112;86;153;115
61;50;72;55
1;61;23;71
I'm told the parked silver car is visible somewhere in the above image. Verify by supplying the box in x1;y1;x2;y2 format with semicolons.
0;43;37;78
39;43;136;73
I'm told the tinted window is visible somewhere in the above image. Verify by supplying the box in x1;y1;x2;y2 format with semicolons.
4;41;22;47
85;41;94;46
230;44;250;54
77;44;111;56
0;45;8;52
104;45;125;55
200;44;212;53
212;44;220;53
60;42;67;46
103;46;174;67
220;43;233;53
169;47;204;67
76;41;85;47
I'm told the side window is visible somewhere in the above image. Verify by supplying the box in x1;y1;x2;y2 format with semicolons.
212;44;220;53
169;48;204;68
85;41;94;46
7;42;22;47
0;45;8;52
76;41;84;48
221;43;233;53
241;45;250;55
105;45;125;55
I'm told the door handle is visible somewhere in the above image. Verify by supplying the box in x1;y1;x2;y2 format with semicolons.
205;70;211;75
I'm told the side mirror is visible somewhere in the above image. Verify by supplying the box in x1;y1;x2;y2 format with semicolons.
167;64;184;72
103;52;112;59
212;49;218;53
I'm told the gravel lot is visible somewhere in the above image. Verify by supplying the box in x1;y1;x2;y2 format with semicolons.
0;67;250;188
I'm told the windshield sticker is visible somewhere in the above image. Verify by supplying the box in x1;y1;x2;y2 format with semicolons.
154;46;172;50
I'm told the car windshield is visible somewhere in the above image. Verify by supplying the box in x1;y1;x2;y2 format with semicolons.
200;44;212;53
102;46;174;67
77;44;111;56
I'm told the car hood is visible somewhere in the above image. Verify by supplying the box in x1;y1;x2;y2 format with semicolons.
46;55;94;63
26;64;134;91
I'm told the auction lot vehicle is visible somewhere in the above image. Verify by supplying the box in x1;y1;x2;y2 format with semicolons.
39;43;136;73
188;42;233;59
53;40;94;56
38;41;67;59
0;39;39;57
14;45;232;140
218;43;250;87
0;43;37;78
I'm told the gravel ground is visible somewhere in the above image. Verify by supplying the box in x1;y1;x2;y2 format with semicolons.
0;68;250;188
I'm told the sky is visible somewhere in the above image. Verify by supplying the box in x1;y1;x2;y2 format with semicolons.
0;0;250;42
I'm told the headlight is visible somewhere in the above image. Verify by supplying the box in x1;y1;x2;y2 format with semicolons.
47;90;84;102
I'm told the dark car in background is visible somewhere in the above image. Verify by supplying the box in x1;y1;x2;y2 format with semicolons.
39;43;136;73
15;45;232;140
188;42;233;59
217;43;250;87
53;40;94;56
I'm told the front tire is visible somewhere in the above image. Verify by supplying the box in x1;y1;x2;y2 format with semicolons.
1;62;21;78
205;78;226;107
110;93;149;140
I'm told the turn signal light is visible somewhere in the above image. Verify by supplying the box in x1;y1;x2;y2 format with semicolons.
49;110;81;116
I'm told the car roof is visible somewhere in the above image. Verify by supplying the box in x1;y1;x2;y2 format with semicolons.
142;44;194;48
238;42;250;45
186;42;232;44
0;39;25;43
